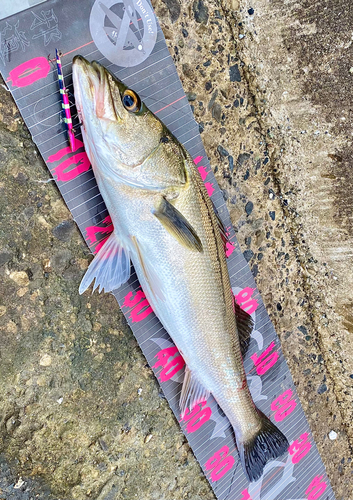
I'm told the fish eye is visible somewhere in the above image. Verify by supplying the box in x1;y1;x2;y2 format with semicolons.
122;89;140;113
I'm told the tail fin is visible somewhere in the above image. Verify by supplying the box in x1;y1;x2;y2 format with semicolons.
237;410;289;482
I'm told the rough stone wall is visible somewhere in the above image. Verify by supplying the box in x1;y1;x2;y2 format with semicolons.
232;0;353;490
0;0;351;499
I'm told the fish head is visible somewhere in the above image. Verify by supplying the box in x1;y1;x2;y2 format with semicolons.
72;55;164;171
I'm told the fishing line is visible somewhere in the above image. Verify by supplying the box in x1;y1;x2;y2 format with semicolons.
0;83;10;92
34;178;55;183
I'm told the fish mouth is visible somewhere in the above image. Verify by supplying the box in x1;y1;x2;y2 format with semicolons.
72;55;120;123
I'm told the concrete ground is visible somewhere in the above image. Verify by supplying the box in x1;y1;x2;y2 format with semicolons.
0;0;352;499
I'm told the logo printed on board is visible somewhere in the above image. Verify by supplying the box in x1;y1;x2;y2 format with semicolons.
90;0;157;68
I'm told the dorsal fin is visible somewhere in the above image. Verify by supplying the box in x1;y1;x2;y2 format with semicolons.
211;200;231;252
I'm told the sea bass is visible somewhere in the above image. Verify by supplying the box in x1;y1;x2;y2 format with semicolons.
72;55;288;482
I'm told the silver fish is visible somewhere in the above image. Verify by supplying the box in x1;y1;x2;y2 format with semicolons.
72;55;288;482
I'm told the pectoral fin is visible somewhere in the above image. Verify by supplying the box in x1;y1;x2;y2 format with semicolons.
180;366;210;417
79;231;130;294
153;197;203;252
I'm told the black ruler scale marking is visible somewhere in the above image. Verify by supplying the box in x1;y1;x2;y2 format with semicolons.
0;1;335;499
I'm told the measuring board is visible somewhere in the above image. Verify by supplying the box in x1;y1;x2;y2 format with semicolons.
0;1;335;499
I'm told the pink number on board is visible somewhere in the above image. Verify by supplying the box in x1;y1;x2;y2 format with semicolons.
153;346;185;382
9;56;50;88
181;401;212;433
48;139;85;162
51;152;90;182
240;489;252;500
122;290;153;323
85;216;113;254
271;389;296;422
94;236;110;254
205;182;214;197
305;475;327;500
234;287;258;314
48;140;90;182
129;298;152;323
250;341;279;375
225;241;235;258
193;155;213;196
194;156;208;180
198;166;208;181
288;433;311;464
123;290;145;308
205;446;235;482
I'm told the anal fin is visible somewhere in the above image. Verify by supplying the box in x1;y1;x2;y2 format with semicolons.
79;231;130;294
180;366;210;417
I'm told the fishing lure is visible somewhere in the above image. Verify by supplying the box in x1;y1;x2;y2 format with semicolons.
55;48;76;152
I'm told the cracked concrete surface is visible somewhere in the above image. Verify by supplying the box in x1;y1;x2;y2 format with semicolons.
0;0;352;499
